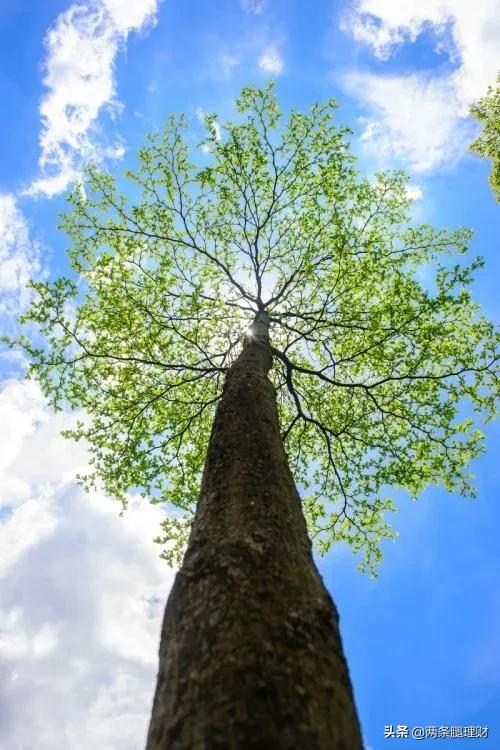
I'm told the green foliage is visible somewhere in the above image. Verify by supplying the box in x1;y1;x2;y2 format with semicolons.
470;72;500;201
13;84;499;573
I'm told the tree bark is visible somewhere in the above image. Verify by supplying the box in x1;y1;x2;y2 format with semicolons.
146;312;363;750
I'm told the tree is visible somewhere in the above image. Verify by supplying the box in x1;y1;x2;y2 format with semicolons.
15;85;499;748
470;72;500;201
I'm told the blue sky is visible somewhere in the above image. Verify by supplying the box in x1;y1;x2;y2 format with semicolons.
0;1;499;748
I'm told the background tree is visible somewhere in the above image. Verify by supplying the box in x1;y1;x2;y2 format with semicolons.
470;72;500;201
14;85;499;748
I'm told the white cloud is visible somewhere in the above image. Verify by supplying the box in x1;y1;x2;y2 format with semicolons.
102;0;159;33
0;611;58;660
241;0;267;14
405;184;423;201
341;0;500;172
0;378;175;748
258;45;284;75
0;194;41;324
0;379;44;464
346;72;472;172
26;0;161;198
0;493;58;572
341;1;451;62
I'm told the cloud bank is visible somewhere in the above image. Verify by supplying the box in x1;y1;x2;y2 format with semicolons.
0;379;174;749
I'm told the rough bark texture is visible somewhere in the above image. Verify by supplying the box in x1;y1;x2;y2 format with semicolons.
146;313;363;750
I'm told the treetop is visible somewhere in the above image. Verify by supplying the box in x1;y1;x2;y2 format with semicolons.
13;84;499;573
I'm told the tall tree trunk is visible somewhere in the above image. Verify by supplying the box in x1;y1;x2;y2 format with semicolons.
146;312;363;750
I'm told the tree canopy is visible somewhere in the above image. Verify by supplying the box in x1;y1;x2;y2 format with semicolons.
470;72;500;201
15;84;499;573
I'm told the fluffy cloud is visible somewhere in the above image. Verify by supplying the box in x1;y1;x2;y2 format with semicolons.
26;0;161;197
258;46;284;75
0;379;175;748
346;72;473;172
405;184;423;201
341;0;500;172
0;194;41;325
102;0;159;33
